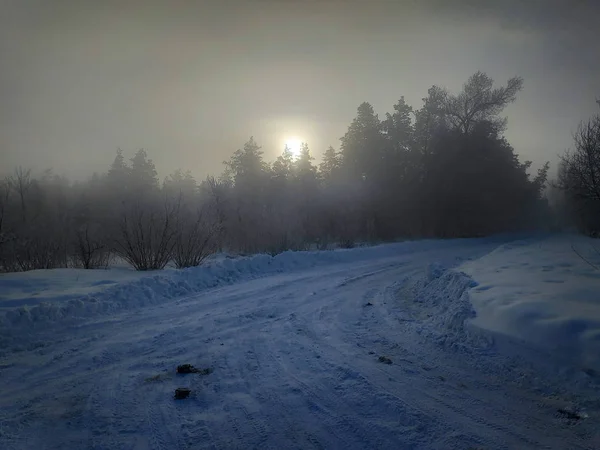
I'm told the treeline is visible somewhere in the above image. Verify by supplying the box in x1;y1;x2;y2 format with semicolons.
4;70;590;273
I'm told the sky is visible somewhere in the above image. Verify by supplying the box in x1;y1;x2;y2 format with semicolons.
1;0;599;181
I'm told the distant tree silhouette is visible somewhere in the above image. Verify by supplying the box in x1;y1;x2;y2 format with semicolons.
107;149;130;197
412;73;546;237
294;143;317;181
292;143;319;245
223;137;272;253
0;178;10;248
224;136;268;186
264;146;297;254
129;149;159;194
272;145;294;183
437;72;524;135
319;146;342;184
383;96;413;154
340;102;386;183
557;106;600;235
163;169;197;199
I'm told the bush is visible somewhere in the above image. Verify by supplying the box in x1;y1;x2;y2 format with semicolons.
71;224;111;269
172;202;220;268
113;199;178;271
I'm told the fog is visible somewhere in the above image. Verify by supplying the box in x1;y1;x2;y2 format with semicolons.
1;0;599;180
3;6;600;450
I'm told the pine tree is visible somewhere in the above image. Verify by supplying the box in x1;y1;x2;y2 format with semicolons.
107;148;130;189
222;137;271;253
339;102;385;182
272;146;294;183
319;146;341;183
224;137;268;185
294;143;317;183
440;71;523;135
383;96;413;153
130;149;159;193
164;169;197;198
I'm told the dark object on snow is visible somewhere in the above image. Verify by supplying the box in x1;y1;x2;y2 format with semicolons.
177;364;214;375
378;356;393;365
557;408;583;421
582;367;598;378
177;364;198;374
365;302;373;307
174;388;191;400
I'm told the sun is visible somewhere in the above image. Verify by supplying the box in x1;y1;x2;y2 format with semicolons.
285;137;302;157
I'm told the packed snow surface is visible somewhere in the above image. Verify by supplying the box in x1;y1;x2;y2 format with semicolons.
1;235;599;449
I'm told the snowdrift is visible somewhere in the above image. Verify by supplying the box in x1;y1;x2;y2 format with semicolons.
395;262;491;351
461;235;600;373
0;239;490;348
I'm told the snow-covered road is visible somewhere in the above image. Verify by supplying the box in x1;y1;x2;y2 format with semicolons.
1;239;598;449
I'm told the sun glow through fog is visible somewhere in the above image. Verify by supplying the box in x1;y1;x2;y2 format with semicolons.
285;137;302;157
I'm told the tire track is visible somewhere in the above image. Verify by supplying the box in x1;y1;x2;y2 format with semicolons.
262;320;390;450
242;337;331;450
280;268;576;449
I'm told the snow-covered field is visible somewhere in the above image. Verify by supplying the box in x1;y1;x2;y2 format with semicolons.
1;235;599;449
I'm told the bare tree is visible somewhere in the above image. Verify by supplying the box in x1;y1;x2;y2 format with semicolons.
0;178;10;246
203;175;228;250
9;167;33;223
1;168;70;271
559;117;600;201
558;114;600;235
0;178;14;271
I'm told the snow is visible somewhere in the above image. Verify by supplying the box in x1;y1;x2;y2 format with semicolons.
461;234;600;373
0;266;150;308
0;239;492;350
1;235;599;449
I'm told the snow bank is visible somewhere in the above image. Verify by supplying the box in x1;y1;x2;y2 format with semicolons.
461;234;600;372
396;262;491;351
0;239;491;348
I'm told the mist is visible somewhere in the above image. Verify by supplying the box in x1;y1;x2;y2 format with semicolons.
1;0;600;274
2;0;599;180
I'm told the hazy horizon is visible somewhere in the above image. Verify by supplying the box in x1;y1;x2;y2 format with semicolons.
2;0;599;181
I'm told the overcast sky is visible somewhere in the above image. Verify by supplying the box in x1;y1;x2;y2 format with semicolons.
1;0;599;180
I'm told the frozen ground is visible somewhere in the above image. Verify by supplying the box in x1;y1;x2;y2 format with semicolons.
0;235;599;449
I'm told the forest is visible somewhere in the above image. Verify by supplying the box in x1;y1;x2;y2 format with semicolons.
1;72;598;272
